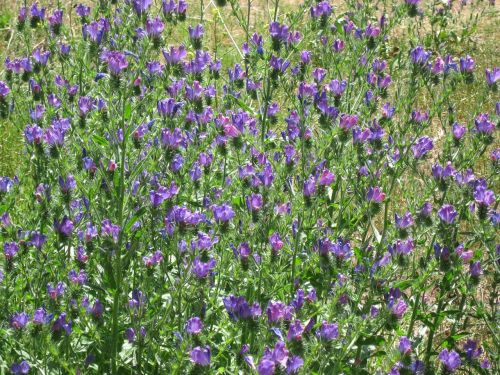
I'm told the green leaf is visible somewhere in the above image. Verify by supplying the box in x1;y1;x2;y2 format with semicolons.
370;350;387;358
124;102;132;121
92;134;109;147
357;335;385;346
124;207;147;233
231;196;244;208
231;95;255;115
393;279;414;290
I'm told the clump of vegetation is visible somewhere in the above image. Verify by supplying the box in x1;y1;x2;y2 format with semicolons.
0;0;498;374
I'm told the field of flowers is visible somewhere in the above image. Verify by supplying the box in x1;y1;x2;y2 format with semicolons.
0;0;498;374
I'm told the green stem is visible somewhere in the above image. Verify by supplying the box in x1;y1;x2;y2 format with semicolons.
425;286;446;367
110;87;127;374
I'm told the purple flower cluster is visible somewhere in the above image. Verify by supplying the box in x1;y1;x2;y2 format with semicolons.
0;0;497;373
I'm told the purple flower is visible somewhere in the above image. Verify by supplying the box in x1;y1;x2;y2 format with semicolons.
59;175;76;194
328;79;347;98
10;360;30;375
27;231;45;250
223;295;261;320
88;299;104;319
185;317;203;334
52;312;72;335
382;102;395;119
474;113;494;135
311;2;332;18
0;177;15;193
474;185;495;207
162;45;187;65
395;212;414;229
78;96;95;117
100;51;128;76
10;312;29;330
431;57;445;74
68;269;87;285
485;67;500;85
177;0;188;16
30;2;46;22
316;321;339;340
438;204;458;224
469;261;483;278
354;127;373;145
46;93;61;108
391;299;407;318
212;203;235;222
319;169;335;186
83;20;107;44
439;349;461;372
365;23;380;38
47;281;66;300
189;24;204;40
133;0;153;15
17;7;28;23
270;341;289;366
267;301;293;323
0;81;10;98
157;98;182;118
480;358;491;369
269;232;284;253
33;307;49;325
48;9;63;27
55;216;74;237
125;328;136;343
367;186;385;203
286;319;304;341
463;339;482;360
339;113;358;129
101;219;120;243
150;182;179;208
411;136;433;158
29;104;45;120
190;346;211;366
393;238;415;255
411;110;429;124
269;56;290;74
410;46;431;65
286;356;304;374
303;175;317;197
459;55;475;73
75;4;90;17
300;51;312;64
192;257;216;278
452;122;466;140
25;124;44;145
146;17;164;38
0;212;11;227
128;290;147;314
170;153;184;172
147;61;164;76
143;249;164;267
332;39;345;52
236;242;252;261
247;193;263;211
312;67;327;82
80;222;97;243
399;336;412;355
258;359;275;375
4;242;19;260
